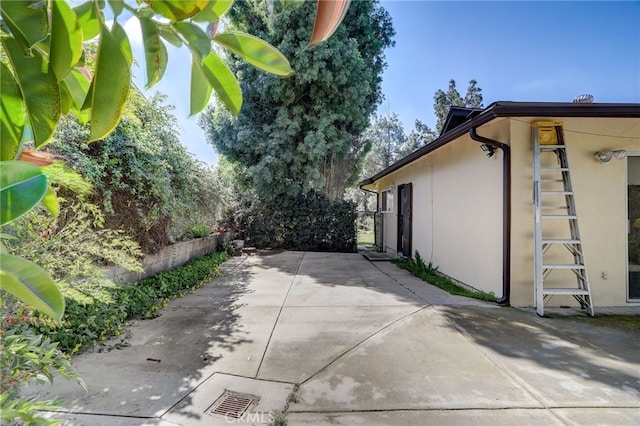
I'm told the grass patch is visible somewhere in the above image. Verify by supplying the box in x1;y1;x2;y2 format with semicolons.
357;229;374;246
577;314;640;330
392;251;497;302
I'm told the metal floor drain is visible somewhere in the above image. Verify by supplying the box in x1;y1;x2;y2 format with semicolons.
208;391;259;419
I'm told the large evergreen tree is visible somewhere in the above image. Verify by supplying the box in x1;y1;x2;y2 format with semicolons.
433;79;484;133
201;0;395;200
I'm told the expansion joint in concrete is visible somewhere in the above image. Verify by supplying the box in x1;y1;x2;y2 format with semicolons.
299;305;430;385
255;252;306;378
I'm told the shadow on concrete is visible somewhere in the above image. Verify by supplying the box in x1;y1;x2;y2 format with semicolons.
260;251;640;405
436;305;640;404
28;256;257;424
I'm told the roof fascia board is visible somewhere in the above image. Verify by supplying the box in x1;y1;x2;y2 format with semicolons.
359;102;640;187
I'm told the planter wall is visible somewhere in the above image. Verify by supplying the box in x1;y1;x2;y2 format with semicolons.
104;232;237;284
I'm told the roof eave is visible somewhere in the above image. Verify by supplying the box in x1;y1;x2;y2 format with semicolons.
359;102;640;188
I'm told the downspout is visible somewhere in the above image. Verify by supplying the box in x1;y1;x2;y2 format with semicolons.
469;127;511;305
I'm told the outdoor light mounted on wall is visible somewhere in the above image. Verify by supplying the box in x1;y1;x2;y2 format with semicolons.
480;144;496;157
594;150;627;163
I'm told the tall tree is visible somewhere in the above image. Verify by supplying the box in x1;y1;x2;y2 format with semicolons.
404;119;438;154
201;0;395;200
433;79;484;133
363;113;407;172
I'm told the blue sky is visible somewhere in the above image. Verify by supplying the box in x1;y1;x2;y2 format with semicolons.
132;1;640;163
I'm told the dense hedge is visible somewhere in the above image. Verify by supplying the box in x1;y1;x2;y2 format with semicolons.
244;190;357;252
25;252;228;354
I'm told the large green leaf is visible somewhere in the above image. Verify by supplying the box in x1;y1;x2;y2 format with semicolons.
1;37;60;149
192;0;234;22
147;0;209;21
108;0;124;18
0;161;47;225
86;23;131;142
213;32;293;76
40;185;60;217
50;0;83;82
140;17;169;88
0;0;48;53
0;254;65;321
74;1;102;41
189;56;213;116
158;26;183;47
0;62;25;160
200;52;242;116
112;21;133;66
61;69;91;123
174;22;211;60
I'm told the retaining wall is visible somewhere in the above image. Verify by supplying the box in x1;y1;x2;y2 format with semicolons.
104;232;237;284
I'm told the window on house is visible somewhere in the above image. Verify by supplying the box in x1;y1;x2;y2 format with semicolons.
381;190;394;213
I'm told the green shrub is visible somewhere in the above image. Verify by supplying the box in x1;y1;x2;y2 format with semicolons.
181;223;211;240
50;93;222;253
244;190;357;252
28;251;228;354
393;251;496;302
0;327;85;425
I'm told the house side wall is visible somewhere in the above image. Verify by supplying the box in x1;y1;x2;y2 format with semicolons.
375;121;507;297
509;117;640;307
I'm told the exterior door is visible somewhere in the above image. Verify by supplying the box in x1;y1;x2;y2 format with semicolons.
397;183;413;258
629;156;640;300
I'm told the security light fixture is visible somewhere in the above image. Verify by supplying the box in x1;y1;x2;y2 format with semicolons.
480;144;496;157
595;150;627;163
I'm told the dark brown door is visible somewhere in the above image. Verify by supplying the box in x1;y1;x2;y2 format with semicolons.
397;183;412;258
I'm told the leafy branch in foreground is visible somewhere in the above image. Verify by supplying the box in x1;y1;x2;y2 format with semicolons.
0;0;350;321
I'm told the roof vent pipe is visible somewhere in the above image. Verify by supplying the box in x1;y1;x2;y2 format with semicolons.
572;94;595;103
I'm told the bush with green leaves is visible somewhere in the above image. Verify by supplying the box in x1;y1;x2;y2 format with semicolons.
0;326;85;426
3;164;143;305
393;251;497;302
28;251;228;354
49;92;223;253
243;190;357;252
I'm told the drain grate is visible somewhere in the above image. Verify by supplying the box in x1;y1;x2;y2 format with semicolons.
209;391;258;419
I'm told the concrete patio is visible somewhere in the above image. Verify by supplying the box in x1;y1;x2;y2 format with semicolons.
28;251;640;425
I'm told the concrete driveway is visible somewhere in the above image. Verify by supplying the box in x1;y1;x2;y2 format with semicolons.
29;251;640;425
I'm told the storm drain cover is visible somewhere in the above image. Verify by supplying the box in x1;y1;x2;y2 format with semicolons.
208;391;259;419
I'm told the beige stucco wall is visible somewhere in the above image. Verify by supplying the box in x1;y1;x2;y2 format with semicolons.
509;117;640;307
367;115;640;308
373;119;508;297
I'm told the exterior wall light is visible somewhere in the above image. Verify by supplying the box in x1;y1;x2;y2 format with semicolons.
480;144;496;157
595;150;627;163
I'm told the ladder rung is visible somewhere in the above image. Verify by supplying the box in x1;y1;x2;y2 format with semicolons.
542;239;581;244
543;288;590;296
541;191;573;195
542;214;577;219
543;264;585;269
540;145;566;150
540;167;570;171
540;206;568;210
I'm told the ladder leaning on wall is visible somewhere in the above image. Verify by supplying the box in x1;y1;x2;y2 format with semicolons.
532;121;595;317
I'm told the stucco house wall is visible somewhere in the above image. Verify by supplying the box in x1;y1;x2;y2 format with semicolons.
364;106;640;308
509;117;640;307
375;120;507;297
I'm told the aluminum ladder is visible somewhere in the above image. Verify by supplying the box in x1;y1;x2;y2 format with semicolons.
532;121;594;317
